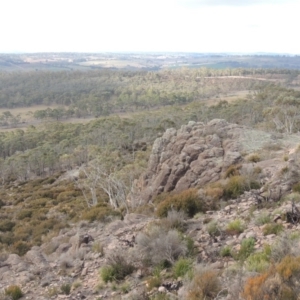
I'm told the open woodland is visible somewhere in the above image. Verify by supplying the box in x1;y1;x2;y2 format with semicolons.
2;56;300;299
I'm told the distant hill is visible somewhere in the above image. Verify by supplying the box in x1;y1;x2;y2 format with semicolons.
1;52;300;71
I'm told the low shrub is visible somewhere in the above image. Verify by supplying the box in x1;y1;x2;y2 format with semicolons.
101;266;116;283
60;283;71;295
147;276;162;291
11;241;31;256
220;246;232;258
270;234;297;263
246;251;270;272
263;223;284;236
187;267;221;300
292;182;300;193
0;220;15;232
276;255;300;281
120;282;130;294
254;211;271;226
17;209;33;220
100;253;135;282
242;269;273;300
206;220;222;237
224;175;253;199
172;258;192;278
246;153;261;163
92;241;104;256
136;226;187;265
186;236;195;257
242;255;300;300
72;280;82;289
224;164;241;178
236;238;255;261
159;209;187;232
156;189;202;218
5;285;23;300
81;206;121;222
226;219;245;235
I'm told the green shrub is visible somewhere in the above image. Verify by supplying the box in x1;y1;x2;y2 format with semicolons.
100;253;135;282
5;285;23;300
172;258;192;278
206;220;222;237
220;246;232;257
223;175;259;200
82;206;121;222
255;211;271;225
60;283;71;295
226;219;245;235
224;175;247;199
186;236;195;257
263;223;284;236
156;189;202;218
101;266;116;283
236;238;255;261
246;251;270;272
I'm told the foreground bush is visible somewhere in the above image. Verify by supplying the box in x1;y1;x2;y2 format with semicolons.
156;189;203;218
136;226;187;265
226;219;245;235
187;267;221;300
5;285;23;300
223;175;260;200
236;237;255;261
100;253;135;282
172;258;192;278
242;255;300;300
263;223;284;236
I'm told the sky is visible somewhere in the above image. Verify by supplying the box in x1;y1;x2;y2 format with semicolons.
1;0;299;54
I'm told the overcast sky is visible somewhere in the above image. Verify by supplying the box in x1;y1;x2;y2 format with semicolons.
1;0;299;54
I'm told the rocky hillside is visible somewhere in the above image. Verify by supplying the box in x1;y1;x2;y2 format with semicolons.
2;120;300;299
138;119;300;202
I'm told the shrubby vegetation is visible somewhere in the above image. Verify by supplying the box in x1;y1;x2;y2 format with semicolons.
1;67;300;297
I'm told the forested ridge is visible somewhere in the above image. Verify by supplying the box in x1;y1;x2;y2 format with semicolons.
0;68;298;117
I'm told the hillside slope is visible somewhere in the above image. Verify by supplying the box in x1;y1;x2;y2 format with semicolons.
2;120;300;299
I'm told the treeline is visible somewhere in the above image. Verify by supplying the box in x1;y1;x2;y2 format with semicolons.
1;68;293;117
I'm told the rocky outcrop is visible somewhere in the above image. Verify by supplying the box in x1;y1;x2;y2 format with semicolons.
138;119;300;203
139;119;248;202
